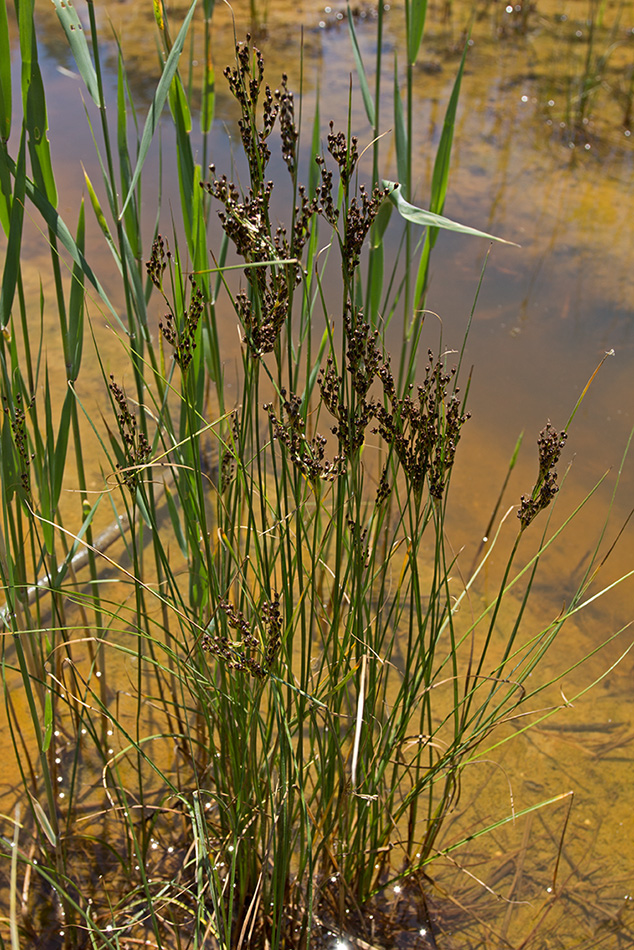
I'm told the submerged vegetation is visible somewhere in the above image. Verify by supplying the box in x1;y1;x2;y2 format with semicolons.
0;0;631;947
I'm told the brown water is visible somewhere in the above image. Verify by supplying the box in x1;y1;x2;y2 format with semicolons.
4;0;634;945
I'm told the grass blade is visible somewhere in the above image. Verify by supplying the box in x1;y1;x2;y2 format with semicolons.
347;4;375;127
0;0;11;143
119;0;198;220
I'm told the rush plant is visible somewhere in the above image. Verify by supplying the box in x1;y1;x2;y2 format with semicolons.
0;2;630;949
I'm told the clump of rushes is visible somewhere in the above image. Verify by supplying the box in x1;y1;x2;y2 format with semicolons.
518;422;568;529
108;377;151;491
7;8;629;949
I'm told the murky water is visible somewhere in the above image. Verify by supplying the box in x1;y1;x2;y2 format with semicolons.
3;0;634;944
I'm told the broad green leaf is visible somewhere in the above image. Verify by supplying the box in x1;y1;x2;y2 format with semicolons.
170;66;192;136
52;389;73;510
170;69;197;265
191;162;210;299
0;129;26;330
347;4;375;127
16;0;35;104
25;61;57;206
384;182;518;245
393;58;407;193
0;142;12;234
68;200;86;380
117;53;140;261
0;0;11;142
51;0;100;106
407;0;428;67
119;0;198;220
201;25;215;134
120;224;148;328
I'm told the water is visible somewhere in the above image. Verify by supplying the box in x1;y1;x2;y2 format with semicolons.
3;0;634;944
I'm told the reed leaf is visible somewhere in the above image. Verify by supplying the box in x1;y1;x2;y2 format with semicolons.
51;0;101;106
119;0;198;220
0;129;26;330
67;199;86;380
407;0;428;67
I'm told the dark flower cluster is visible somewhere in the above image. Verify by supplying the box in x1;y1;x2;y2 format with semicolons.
159;277;204;372
146;234;169;291
221;37;300;185
202;595;282;679
203;169;315;356
277;74;298;176
109;377;151;492
319;319;469;499
518;423;568;530
223;38;275;182
2;391;34;494
375;463;391;505
372;352;470;500
343;183;388;272
264;390;345;483
318;306;382;457
315;127;387;274
327;120;359;186
314;156;339;226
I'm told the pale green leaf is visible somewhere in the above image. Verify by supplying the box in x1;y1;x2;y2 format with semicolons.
384;182;519;245
52;0;100;106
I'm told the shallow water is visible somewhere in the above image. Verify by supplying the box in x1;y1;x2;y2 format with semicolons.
3;0;634;944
